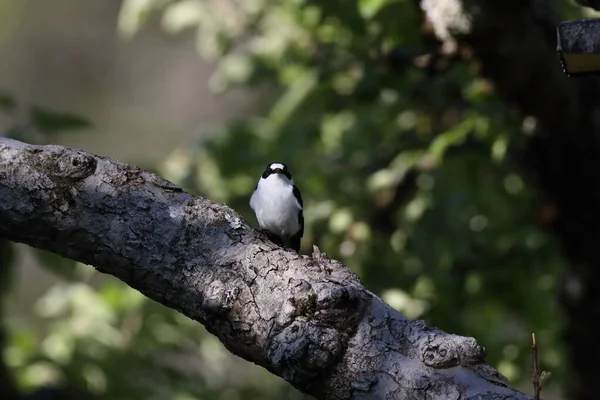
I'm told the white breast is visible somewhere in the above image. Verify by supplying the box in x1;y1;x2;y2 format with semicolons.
250;175;301;237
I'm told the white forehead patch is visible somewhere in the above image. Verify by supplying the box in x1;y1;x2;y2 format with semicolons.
269;163;285;170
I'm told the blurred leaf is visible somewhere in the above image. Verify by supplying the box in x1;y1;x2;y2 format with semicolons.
358;0;397;19
7;326;39;367
33;249;78;280
0;91;16;111
99;282;147;313
3;125;35;141
428;118;473;162
30;106;92;134
118;0;171;39
161;0;202;34
269;70;318;130
0;241;15;294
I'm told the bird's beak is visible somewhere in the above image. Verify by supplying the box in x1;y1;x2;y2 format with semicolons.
274;168;283;174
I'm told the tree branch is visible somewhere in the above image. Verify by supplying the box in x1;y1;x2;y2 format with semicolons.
0;137;529;399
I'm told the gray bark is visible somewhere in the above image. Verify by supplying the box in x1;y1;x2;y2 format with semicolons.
0;137;530;399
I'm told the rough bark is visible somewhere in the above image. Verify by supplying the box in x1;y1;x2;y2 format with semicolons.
419;1;600;399
0;137;530;399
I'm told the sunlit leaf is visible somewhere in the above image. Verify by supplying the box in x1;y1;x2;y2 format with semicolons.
358;0;397;19
161;0;202;34
99;282;147;313
118;0;171;39
428;119;472;161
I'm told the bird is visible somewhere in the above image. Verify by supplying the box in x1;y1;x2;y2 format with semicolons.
250;162;304;252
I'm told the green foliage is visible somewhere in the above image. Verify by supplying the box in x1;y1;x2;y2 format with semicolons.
0;93;92;142
30;106;92;135
3;1;583;399
0;91;16;111
7;281;302;399
31;250;80;281
147;0;568;392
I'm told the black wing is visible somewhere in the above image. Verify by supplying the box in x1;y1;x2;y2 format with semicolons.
292;185;303;209
289;208;304;251
292;185;304;240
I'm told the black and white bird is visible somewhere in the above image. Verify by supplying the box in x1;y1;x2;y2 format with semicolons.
250;162;304;252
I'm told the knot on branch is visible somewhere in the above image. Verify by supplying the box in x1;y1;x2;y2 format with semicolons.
310;245;362;283
266;276;366;388
313;282;364;326
419;332;486;368
203;280;240;314
267;321;344;385
468;364;510;387
279;278;317;323
28;147;97;181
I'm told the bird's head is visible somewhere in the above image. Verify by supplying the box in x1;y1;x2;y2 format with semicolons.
262;162;293;181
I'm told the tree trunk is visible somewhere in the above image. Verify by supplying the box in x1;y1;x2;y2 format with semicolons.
0;137;531;399
419;1;600;399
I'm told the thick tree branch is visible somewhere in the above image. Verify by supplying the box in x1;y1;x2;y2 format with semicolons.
0;137;529;399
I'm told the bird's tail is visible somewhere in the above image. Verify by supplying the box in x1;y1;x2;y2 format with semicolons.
287;235;301;252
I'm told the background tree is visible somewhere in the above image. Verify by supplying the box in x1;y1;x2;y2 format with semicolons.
1;0;596;399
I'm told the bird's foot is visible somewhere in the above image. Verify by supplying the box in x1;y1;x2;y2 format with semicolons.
258;228;270;237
